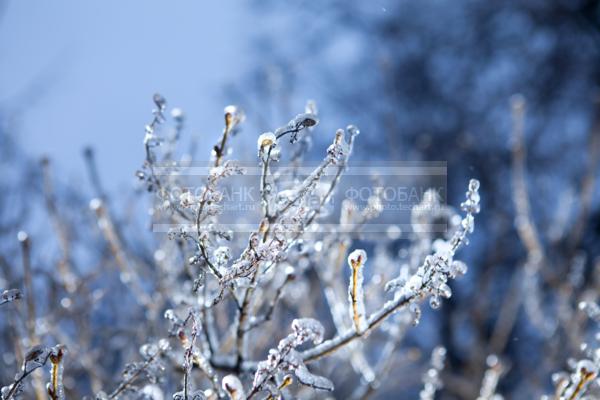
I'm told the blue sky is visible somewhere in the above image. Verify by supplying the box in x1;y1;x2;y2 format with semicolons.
0;0;256;190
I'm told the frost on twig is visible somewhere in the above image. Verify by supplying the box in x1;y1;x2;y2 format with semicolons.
385;179;480;310
251;318;333;398
274;113;318;143
0;289;22;306
419;346;446;400
348;249;368;334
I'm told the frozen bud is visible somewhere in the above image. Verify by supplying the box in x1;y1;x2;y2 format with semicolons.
348;249;367;269
224;105;245;128
294;113;318;128
257;132;277;154
275;375;292;391
468;179;480;192
576;359;597;375
153;93;166;110
222;374;245;400
285;266;297;279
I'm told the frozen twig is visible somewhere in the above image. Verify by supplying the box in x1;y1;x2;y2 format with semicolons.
46;346;66;400
303;179;480;362
347;249;368;335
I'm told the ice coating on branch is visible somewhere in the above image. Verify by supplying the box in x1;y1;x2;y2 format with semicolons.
0;289;22;306
384;179;480;312
348;249;368;334
252;318;333;396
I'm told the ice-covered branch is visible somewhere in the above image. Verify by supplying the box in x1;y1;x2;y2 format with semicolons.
250;319;333;398
46;346;66;400
347;249;368;334
303;179;480;362
1;345;62;400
